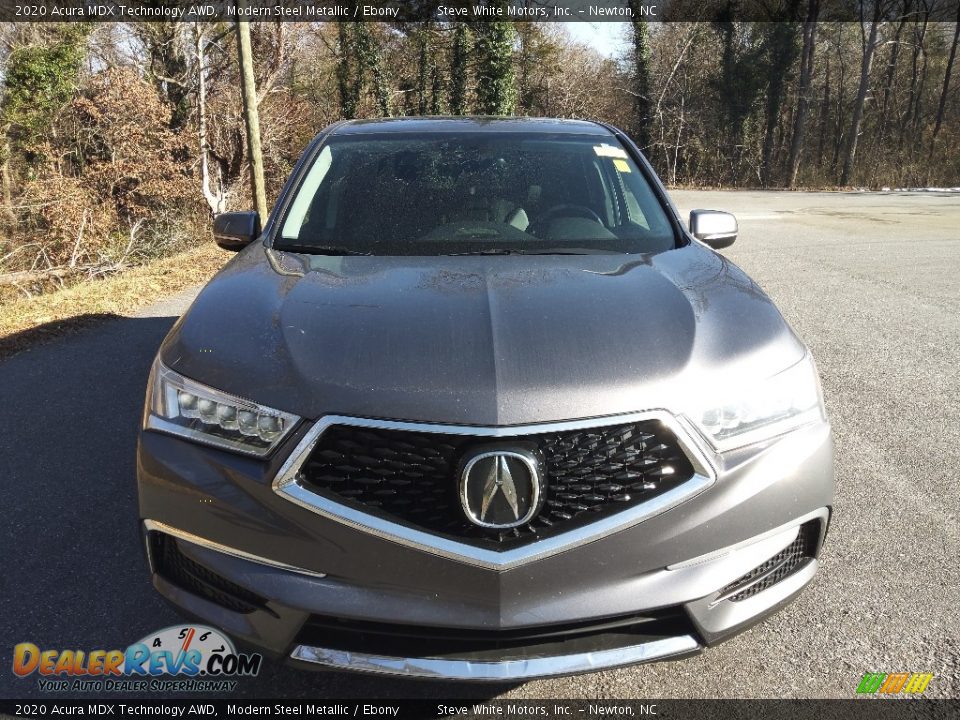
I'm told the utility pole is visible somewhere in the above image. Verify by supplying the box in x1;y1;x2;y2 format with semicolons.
235;11;268;221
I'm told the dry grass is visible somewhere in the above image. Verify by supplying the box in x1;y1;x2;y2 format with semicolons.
0;243;229;358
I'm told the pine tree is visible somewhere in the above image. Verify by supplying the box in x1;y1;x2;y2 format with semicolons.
473;16;516;116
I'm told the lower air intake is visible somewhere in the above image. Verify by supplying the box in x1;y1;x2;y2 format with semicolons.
719;521;820;602
148;531;270;615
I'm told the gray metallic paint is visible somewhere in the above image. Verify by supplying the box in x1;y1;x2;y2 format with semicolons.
137;421;832;630
137;118;834;678
160;244;804;427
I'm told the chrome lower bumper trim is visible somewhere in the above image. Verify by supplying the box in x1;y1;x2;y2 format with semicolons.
289;635;700;680
143;519;328;579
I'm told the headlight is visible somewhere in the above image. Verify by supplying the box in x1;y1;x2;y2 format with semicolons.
685;354;826;452
144;358;299;456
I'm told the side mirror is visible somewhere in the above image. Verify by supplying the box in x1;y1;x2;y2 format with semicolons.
689;210;737;249
213;211;261;251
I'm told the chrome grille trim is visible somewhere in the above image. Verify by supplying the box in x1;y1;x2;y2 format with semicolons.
273;412;716;571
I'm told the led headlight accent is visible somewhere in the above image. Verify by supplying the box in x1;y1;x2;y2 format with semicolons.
144;358;299;456
687;354;826;452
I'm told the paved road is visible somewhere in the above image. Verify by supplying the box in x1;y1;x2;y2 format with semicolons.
1;190;958;700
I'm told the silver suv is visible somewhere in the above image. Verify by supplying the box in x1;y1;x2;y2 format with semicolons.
138;117;833;680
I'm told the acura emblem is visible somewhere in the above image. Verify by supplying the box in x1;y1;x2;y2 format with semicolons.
459;450;544;529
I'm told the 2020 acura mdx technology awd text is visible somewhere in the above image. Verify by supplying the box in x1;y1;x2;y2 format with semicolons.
138;117;833;680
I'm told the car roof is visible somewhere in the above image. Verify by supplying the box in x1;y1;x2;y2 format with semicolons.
330;116;614;136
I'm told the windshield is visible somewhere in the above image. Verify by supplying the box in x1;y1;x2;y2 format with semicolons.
275;132;677;256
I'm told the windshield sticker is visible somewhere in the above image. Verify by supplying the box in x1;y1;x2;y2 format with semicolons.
613;159;632;173
593;144;628;159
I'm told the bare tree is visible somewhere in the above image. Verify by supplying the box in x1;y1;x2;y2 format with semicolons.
193;24;227;216
875;2;911;149
899;3;930;150
930;3;960;154
787;0;821;187
840;1;885;186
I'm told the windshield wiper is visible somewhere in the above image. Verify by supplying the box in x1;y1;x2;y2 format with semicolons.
446;248;527;256
274;243;372;256
448;247;617;256
519;247;621;255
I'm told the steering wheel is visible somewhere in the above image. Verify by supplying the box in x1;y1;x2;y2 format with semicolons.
537;203;604;225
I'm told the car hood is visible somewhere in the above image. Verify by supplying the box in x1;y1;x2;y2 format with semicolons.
162;243;806;425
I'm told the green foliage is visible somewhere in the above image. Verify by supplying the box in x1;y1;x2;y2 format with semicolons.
473;18;516;116
629;10;653;149
338;22;391;119
1;24;91;161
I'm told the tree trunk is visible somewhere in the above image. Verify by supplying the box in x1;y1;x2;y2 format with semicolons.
0;136;15;228
761;11;802;187
355;22;390;116
840;5;881;186
787;0;820;187
877;8;909;148
716;21;740;184
817;55;830;170
235;16;268;221
930;3;960;153
473;15;516;115
336;23;358;119
450;24;470;115
133;22;191;131
417;30;430;115
911;29;929;148
430;65;444;115
195;25;225;216
831;26;846;177
628;5;653;150
899;10;928;148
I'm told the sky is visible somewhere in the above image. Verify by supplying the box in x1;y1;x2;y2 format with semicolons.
564;22;631;58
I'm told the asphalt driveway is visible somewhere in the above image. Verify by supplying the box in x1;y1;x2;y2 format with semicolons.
1;190;957;699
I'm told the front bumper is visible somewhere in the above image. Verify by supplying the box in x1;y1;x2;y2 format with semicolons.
137;418;833;680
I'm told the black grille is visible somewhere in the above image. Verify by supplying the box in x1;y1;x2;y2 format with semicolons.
298;420;695;549
719;522;820;602
149;532;272;615
295;607;695;662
